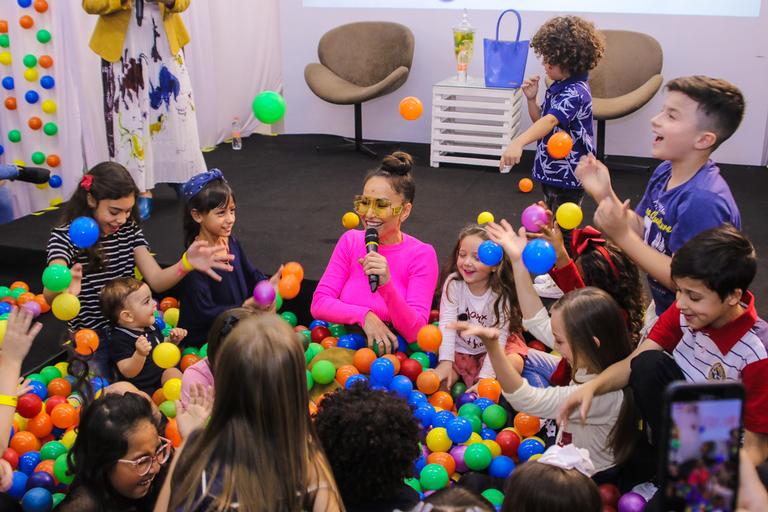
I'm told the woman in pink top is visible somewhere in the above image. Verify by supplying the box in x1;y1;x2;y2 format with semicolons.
311;152;439;354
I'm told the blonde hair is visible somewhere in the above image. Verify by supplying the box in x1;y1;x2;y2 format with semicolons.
168;315;342;511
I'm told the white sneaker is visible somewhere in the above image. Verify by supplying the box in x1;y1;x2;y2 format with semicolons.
533;274;564;299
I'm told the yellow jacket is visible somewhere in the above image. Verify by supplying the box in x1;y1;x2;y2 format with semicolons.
83;0;191;63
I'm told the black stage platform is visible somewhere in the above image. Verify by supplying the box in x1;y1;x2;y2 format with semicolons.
2;134;766;373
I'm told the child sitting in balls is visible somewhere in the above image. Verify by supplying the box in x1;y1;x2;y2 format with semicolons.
315;381;422;512
101;277;187;395
407;486;495;512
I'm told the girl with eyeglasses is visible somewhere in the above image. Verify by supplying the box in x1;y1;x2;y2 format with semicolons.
311;152;439;353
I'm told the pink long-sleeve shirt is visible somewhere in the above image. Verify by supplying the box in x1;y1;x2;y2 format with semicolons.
311;229;438;342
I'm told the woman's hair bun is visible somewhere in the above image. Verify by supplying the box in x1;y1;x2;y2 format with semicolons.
380;151;414;176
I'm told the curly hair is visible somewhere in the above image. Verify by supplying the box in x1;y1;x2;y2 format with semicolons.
315;383;420;507
530;16;605;76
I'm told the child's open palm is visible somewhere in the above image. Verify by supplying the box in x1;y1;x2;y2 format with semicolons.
448;321;501;347
521;75;540;100
134;336;152;357
486;220;528;262
575;154;612;202
1;307;42;365
186;240;235;281
176;383;213;440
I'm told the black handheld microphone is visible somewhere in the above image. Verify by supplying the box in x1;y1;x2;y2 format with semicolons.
0;164;50;185
136;0;144;26
365;227;379;293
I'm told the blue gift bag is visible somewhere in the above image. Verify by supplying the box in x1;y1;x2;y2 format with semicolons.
484;9;529;89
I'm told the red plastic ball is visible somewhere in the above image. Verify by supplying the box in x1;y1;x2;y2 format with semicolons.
495;429;522;458
16;393;43;419
399;358;423;383
527;340;549;352
310;326;331;343
44;395;67;415
2;447;19;469
599;483;621;508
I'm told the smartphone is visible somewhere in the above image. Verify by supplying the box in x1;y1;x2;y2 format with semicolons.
659;382;744;512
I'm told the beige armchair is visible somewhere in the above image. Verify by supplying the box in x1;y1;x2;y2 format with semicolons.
304;22;415;157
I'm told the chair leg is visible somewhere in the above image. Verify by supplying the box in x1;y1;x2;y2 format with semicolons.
596;119;652;173
596;119;606;161
315;103;392;159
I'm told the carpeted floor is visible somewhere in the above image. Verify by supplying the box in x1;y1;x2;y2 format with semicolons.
2;133;766;372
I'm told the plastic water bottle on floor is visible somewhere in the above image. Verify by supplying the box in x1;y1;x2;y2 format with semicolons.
231;117;242;150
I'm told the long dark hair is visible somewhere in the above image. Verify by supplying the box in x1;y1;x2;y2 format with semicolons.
206;307;255;370
440;224;522;333
182;177;235;248
550;287;640;465
502;460;601;512
66;392;165;509
58;162;140;272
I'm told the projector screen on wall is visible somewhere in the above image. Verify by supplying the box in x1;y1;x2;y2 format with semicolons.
303;0;760;17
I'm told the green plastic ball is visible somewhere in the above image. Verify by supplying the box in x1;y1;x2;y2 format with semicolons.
410;352;430;370
42;263;71;293
10;287;26;300
26;372;44;383
199;343;208;358
408;341;420;352
464;443;493;471
159;401;177;418
23;54;37;68
39;365;61;384
482;404;508;430
419;463;449;491
306;369;314;390
251;91;286;124
300;329;312;343
8;130;21;143
311;360;336;385
403;477;421;494
0;35;10;48
305;342;323;364
467;414;483;434
450;380;467;400
329;324;346;337
43;122;58;136
0;286;10;298
274;291;283;311
53;454;74;485
52;493;66;508
40;441;67;461
31;151;45;164
182;347;199;357
37;29;52;44
280;311;298;327
459;403;482;419
482;488;505;506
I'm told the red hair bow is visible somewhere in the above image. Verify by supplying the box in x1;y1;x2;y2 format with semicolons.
80;175;93;191
570;226;620;279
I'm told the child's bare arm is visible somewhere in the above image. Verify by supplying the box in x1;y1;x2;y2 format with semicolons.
117;336;152;378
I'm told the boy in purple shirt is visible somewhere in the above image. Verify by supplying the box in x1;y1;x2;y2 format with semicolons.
576;76;745;318
501;16;605;212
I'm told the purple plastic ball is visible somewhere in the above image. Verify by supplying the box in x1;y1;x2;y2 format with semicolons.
21;301;41;318
456;392;478;408
521;204;548;233
449;445;468;473
252;281;275;306
617;491;647;512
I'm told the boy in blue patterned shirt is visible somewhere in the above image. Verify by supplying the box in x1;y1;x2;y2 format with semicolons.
501;16;605;213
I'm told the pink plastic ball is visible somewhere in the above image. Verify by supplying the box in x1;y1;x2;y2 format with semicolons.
449;445;468;473
252;281;275;306
21;301;41;318
521;205;548;233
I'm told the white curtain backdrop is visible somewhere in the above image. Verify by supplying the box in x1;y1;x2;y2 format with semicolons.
0;0;282;220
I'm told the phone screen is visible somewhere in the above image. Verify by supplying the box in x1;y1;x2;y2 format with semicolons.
664;398;742;511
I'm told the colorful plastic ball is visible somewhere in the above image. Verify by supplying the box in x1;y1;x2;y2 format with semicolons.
426;427;453;452
180;354;200;372
481;404;507;430
481;488;505;507
38;55;52;68
41;99;56;114
416;371;440;395
399;358;423;383
410;352;430;371
25;90;39;103
36;29;51;44
496;429;522;457
18;0;33;7
3;447;19;469
489;454;516;479
74;328;99;356
449;445;468;472
513;412;540;438
68;216;99;248
408;390;429;407
477;378;502;403
162;378;182;401
432;410;454;429
0;52;12;66
42;122;57;135
279;311;298;327
39;441;65;462
50;292;79;321
522;239;557;275
20;16;34;29
413;405;435;428
555;202;583;230
277;274;300;300
45;175;61;190
521;204;548;233
8;129;21;142
350;347;375;373
419;463;448;491
38;366;61;384
369;357;395;385
159;400;176;418
4;97;18;112
53;454;73;485
599;483;621;509
0;34;8;48
19;451;41;475
39;75;54;89
476;211;494;225
617;492;647;512
399;96;424;121
449;381;467;401
429;391;453;410
305;343;323;364
41;264;71;293
458;402;482;419
11;432;40;455
23;65;37;80
518;438;545;462
50;403;76;429
282;261;304;282
446;416;472;443
1;76;13;90
344;373;368;390
0;144;4;155
252;280;275;306
252;91;286;124
153;342;181;369
477;240;503;266
464;443;492;471
34;0;48;13
473;398;494;411
547;131;573;159
158;297;177;312
31;151;45;164
17;393;43;418
23;54;37;68
310;360;336;385
341;211;359;229
22;487;53;511
8;471;29;499
309;319;329;330
416;324;442;352
163;307;179;327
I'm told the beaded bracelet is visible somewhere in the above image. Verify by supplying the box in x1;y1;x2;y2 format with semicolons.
0;394;18;408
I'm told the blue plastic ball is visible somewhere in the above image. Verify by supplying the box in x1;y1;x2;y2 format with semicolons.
27;471;55;492
522;239;557;275
91;376;109;392
18;0;32;6
446;417;473;443
371;384;388;392
456;392;478;408
336;335;356;350
8;471;29;499
518;439;545;462
344;374;368;390
481;427;497;440
0;301;12;315
349;333;367;350
2;76;14;90
28;381;48;401
370;358;395;386
308;320;328;330
488;455;516;479
396;335;408;353
473;398;494;411
432;410;454;429
389;375;413;398
408;390;428;407
25;90;40;104
22;487;53;512
425;352;438;368
40;75;55;90
69;216;99;249
413;405;436;428
414;454;427;474
155;316;166;331
19;451;41;475
477;240;504;266
48;175;62;188
0;144;4;156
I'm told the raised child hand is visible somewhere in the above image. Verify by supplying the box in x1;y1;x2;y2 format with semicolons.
176;383;213;440
169;328;187;345
0;307;42;366
485;220;528;262
575;154;613;202
521;75;541;100
447;321;501;347
134;335;152;357
594;197;631;240
186;240;235;282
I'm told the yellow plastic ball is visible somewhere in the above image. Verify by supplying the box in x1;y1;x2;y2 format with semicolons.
0;52;11;65
14;413;28;432
341;211;359;230
52;293;80;321
162;378;182;401
426;427;453;453
13;160;25;167
54;361;69;377
477;211;494;225
41;99;57;114
163;307;179;328
0;320;6;348
134;266;143;281
465;432;483;445
50;197;63;207
61;429;77;449
23;68;38;82
152;342;181;369
528;453;543;461
35;182;49;190
555;202;583;230
482;439;502;458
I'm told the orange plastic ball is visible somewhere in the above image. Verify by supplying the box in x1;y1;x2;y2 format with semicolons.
151;388;166;406
165;418;182;448
416;371;440;395
282;261;304;282
427;451;456;476
546;132;573;159
477;378;502;403
47;378;71;397
34;460;55;480
74;329;100;356
16;292;35;306
382;354;401;374
399;96;424;121
335;365;359;387
4;97;17;110
429;391;454;411
352;348;377;373
19;15;34;29
38;55;53;68
45;154;60;167
10;281;29;292
10;431;40;454
50;403;77;429
26;412;53;438
513;412;541;438
308;401;318;417
180;354;201;372
34;294;50;313
320;336;338;349
28;117;43;130
417;324;442;352
277;274;300;300
0;21;7;33
518;178;534;193
159;297;178;312
34;0;49;13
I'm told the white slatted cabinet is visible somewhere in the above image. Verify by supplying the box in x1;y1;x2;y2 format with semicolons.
430;76;523;168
